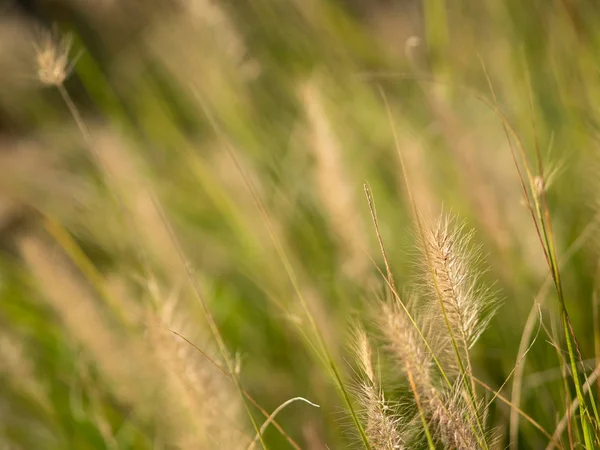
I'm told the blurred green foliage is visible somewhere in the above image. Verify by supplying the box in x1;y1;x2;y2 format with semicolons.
2;1;600;449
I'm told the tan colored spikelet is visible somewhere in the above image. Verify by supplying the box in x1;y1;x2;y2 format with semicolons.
18;234;155;409
91;130;185;274
355;326;375;383
19;234;246;447
184;0;246;66
300;80;369;279
425;214;499;350
427;383;481;450
351;325;406;450
380;300;434;386
0;334;51;416
144;278;247;448
33;28;76;87
145;0;259;113
379;294;484;449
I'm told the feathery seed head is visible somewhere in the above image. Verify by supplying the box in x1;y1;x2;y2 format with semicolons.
428;384;481;450
533;176;545;198
425;214;499;349
351;325;406;450
378;298;484;449
353;325;375;384
404;36;421;65
532;157;565;199
34;29;76;86
380;301;433;388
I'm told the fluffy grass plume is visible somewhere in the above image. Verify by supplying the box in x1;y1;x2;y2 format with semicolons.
423;214;500;351
350;324;406;450
2;1;600;449
379;292;485;449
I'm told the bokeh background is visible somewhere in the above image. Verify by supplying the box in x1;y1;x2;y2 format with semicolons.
1;0;600;448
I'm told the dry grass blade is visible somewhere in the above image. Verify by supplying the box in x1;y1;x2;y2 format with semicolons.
479;57;596;448
364;184;396;294
248;398;320;450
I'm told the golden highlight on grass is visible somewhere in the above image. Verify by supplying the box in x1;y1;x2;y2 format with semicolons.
364;178;496;448
424;214;499;351
380;292;483;449
3;5;600;449
34;27;77;87
421;213;500;400
377;86;492;449
350;325;406;450
301;80;368;280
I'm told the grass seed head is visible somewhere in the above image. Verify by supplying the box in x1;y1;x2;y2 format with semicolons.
34;28;75;86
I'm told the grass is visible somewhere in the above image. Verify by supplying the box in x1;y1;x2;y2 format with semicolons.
1;1;600;448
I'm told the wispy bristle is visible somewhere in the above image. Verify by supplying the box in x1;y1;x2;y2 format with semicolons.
33;28;75;87
425;214;499;350
428;381;481;450
379;296;484;449
354;326;375;383
381;301;433;386
301;81;369;279
145;278;247;448
351;325;406;450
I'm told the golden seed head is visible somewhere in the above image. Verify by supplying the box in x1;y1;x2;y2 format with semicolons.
533;175;545;197
34;29;74;86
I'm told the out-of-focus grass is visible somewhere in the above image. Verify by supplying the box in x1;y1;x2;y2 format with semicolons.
1;1;600;448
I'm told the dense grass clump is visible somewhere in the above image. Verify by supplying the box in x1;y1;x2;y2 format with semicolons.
1;1;600;449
